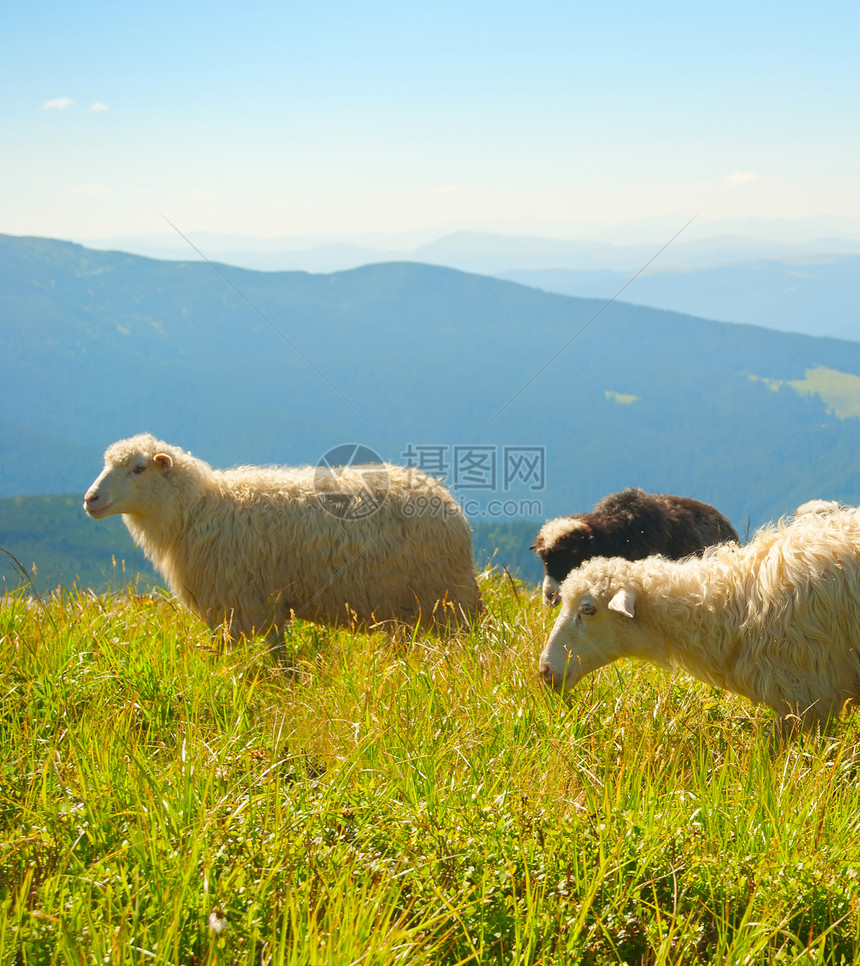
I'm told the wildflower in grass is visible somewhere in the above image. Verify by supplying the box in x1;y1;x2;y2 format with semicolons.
208;905;226;935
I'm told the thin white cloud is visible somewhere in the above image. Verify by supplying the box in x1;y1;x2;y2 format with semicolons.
42;97;74;111
435;184;457;195
71;183;107;196
724;171;758;185
89;101;109;112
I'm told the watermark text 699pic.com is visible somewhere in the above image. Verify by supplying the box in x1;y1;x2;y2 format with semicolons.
401;443;545;519
313;443;546;521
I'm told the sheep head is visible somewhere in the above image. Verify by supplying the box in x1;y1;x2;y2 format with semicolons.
532;516;594;606
538;563;639;694
84;434;176;520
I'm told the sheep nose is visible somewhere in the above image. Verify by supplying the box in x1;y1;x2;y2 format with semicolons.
539;663;555;684
84;489;99;508
543;593;560;607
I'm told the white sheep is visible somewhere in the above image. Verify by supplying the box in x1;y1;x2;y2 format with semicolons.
539;507;860;727
84;434;481;641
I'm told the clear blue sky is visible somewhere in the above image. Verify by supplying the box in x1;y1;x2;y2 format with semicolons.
3;0;858;241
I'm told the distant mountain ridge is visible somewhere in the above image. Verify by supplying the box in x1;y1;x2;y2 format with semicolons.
81;218;860;274
3;232;860;543
499;256;860;342
72;227;860;341
78;226;860;271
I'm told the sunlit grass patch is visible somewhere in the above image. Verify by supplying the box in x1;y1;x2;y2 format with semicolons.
750;366;860;421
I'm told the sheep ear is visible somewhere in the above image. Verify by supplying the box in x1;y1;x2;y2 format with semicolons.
608;587;636;618
154;453;173;471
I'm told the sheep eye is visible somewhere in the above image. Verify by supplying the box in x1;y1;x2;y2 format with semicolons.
578;603;597;618
132;464;147;475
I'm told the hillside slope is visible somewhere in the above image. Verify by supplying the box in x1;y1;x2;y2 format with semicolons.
3;233;860;532
499;256;860;341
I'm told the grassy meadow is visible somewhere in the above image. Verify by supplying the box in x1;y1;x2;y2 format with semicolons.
3;574;860;964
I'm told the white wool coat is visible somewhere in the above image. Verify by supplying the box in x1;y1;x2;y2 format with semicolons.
85;434;480;638
539;508;860;724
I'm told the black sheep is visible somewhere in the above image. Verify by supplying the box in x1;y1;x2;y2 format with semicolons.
532;487;739;605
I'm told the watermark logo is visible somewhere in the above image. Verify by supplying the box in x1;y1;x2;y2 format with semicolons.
401;444;546;493
401;443;546;519
313;443;389;520
502;447;545;492
314;442;547;521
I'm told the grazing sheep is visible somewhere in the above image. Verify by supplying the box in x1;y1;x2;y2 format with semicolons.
84;434;480;641
539;508;860;727
532;488;738;605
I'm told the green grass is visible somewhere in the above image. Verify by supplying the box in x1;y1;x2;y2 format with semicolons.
3;575;860;964
604;391;640;406
788;367;860;421
749;366;860;421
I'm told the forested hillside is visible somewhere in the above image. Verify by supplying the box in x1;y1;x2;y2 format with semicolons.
3;233;860;537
